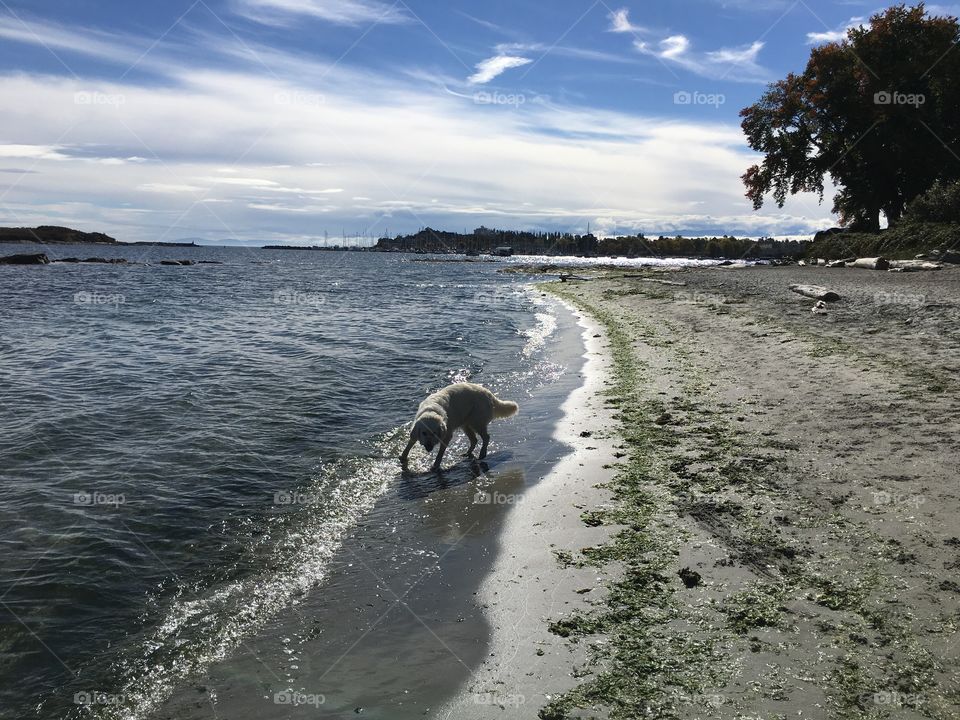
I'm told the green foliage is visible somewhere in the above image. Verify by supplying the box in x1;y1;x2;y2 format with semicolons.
598;234;806;259
742;4;960;230
904;179;960;222
805;220;960;259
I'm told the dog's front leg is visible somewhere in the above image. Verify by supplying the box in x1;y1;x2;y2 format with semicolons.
431;431;453;471
400;436;416;464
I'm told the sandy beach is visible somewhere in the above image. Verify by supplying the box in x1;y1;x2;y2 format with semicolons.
495;263;960;719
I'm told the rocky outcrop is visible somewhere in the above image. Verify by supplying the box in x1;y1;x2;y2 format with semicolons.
0;252;50;265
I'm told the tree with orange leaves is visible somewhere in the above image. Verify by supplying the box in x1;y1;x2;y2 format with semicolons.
741;4;960;231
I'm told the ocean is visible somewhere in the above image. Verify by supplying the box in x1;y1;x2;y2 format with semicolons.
0;245;598;719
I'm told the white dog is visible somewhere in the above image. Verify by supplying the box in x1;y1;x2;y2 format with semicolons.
400;382;519;470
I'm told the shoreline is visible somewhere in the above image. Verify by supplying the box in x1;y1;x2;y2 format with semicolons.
142;290;608;720
435;300;623;718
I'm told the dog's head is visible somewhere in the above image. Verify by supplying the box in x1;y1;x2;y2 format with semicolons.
412;412;446;453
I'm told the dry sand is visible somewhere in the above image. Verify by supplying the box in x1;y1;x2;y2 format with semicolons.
459;263;959;719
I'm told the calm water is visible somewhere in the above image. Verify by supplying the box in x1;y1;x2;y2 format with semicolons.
0;246;574;719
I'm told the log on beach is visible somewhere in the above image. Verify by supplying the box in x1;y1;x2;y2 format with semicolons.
790;284;841;302
639;278;687;286
849;257;890;270
888;260;943;272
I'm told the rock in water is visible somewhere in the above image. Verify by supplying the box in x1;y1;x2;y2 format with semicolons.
0;252;50;265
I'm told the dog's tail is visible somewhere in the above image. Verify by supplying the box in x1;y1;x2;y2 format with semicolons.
492;397;519;419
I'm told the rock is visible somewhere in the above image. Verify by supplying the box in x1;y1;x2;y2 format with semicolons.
717;260;734;266
579;431;593;438
812;300;828;314
654;412;673;425
941;250;960;264
59;257;81;263
790;284;841;302
0;252;49;265
159;259;196;266
678;567;702;588
82;257;128;264
197;260;223;264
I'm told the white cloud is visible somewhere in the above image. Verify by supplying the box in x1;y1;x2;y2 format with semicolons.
806;16;864;44
608;8;645;33
467;55;533;84
706;41;764;65
0;143;69;160
234;0;409;26
660;35;690;60
634;35;769;81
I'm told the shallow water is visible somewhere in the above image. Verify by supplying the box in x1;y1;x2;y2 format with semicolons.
0;245;575;719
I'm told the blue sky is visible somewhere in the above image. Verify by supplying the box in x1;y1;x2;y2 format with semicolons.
0;0;956;244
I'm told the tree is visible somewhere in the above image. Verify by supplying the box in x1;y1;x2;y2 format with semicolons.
741;3;960;231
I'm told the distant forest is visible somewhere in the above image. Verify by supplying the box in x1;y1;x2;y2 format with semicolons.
375;226;808;259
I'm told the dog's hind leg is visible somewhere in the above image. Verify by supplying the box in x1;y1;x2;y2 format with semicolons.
478;427;490;459
463;427;478;457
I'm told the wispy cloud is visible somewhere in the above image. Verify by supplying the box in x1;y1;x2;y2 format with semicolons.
608;8;645;34
634;35;768;81
806;16;864;44
467;55;532;84
233;0;409;26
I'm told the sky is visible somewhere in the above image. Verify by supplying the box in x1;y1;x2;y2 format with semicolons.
0;0;957;245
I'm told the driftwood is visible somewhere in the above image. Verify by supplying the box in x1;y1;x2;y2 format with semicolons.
559;273;590;282
849;257;890;270
790;284;841;302
888;260;943;272
826;258;853;268
639;278;687;286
